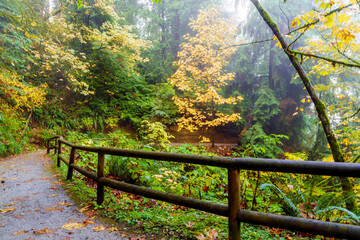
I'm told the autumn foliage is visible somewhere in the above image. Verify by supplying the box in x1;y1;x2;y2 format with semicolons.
169;7;243;144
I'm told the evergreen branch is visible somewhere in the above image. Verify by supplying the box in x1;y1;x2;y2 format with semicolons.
288;3;354;36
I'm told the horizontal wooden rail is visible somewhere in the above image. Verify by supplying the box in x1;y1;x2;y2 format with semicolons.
57;138;360;177
237;209;360;239
46;136;360;240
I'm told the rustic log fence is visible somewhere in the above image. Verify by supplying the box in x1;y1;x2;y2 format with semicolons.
46;136;360;239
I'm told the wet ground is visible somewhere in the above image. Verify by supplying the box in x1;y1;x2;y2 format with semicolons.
0;151;134;240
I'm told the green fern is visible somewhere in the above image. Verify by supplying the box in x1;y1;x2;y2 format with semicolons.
315;206;360;224
260;183;299;217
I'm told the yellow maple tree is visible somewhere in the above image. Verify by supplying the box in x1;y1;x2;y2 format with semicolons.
168;7;243;146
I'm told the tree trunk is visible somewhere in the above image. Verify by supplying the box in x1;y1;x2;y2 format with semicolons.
250;0;357;212
22;109;33;136
268;40;276;90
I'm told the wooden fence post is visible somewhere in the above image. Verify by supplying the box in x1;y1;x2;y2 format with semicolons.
97;152;105;205
57;138;62;167
228;168;241;240
66;147;76;181
46;140;50;154
54;138;58;154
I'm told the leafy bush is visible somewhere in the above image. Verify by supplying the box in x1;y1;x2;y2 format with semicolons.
137;120;174;149
0;113;27;157
237;123;288;158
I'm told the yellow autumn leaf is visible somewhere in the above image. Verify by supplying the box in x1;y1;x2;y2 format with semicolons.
92;225;106;232
107;227;118;232
61;222;85;230
34;228;56;235
58;201;73;207
12;230;28;236
78;204;92;213
0;207;16;213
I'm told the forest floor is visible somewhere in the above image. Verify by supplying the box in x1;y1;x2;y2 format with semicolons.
0;151;143;240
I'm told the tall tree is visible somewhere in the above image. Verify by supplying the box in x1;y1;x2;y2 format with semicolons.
249;0;359;212
169;6;242;146
231;0;313;150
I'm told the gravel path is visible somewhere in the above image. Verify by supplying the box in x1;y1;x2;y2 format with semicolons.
0;151;136;240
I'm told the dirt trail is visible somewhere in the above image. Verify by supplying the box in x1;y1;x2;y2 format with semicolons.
0;151;134;240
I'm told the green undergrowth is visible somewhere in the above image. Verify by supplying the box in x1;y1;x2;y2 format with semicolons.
47;130;333;239
56;158;315;239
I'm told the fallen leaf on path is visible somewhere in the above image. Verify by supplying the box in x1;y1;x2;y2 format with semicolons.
36;177;49;180
34;228;56;235
107;227;118;232
50;186;58;189
0;207;16;213
49;194;58;197
83;219;95;225
45;207;63;211
78;204;92;213
4;202;15;207
83;210;97;218
58;201;73;207
12;230;28;236
15;215;24;219
92;225;106;232
51;180;64;186
61;222;85;230
24;179;34;183
3;165;17;168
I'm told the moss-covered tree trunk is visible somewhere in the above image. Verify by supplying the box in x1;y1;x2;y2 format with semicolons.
250;0;357;212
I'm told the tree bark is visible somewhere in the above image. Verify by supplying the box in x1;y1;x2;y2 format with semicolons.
268;40;276;90
22;109;33;136
250;0;357;212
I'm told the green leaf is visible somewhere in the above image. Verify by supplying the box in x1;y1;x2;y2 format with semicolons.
77;0;83;9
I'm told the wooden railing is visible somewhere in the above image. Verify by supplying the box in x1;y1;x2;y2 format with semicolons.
46;136;360;239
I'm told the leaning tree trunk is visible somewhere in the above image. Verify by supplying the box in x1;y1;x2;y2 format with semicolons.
250;0;357;212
